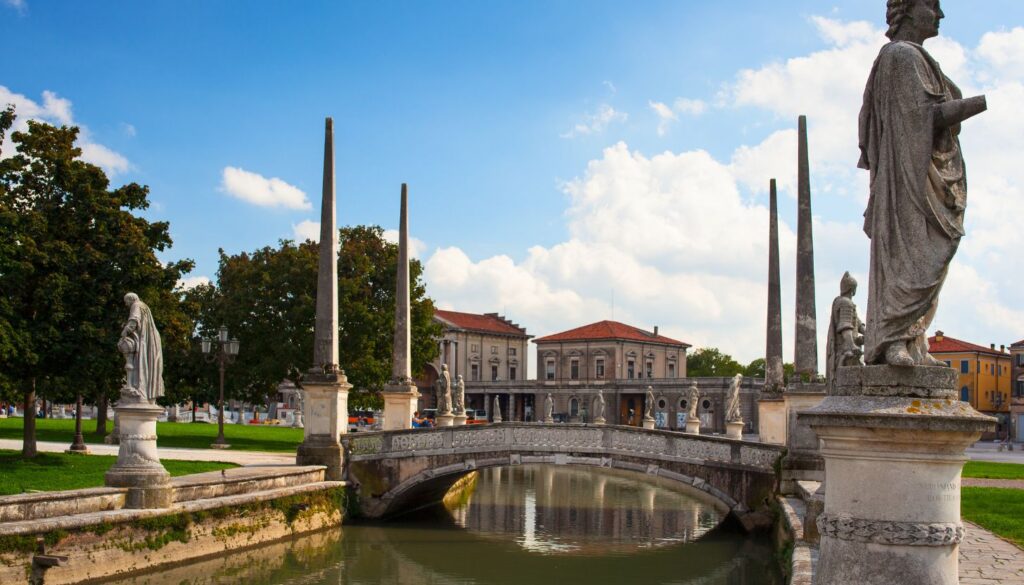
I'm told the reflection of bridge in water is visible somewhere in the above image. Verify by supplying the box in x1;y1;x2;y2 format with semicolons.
341;423;783;522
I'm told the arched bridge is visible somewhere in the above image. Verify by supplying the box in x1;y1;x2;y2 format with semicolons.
341;423;784;522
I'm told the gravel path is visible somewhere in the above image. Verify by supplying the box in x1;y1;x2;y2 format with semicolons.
962;478;1024;489
0;439;294;466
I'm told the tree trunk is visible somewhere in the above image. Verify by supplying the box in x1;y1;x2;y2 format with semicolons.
22;378;37;458
192;399;199;423
95;393;108;435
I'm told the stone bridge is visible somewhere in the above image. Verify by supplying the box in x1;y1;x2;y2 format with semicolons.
341;423;784;522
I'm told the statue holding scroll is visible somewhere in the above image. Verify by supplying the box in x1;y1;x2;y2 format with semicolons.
117;293;164;404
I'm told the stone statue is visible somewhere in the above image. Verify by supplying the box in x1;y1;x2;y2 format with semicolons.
859;0;987;367
117;293;164;404
594;392;605;421
725;374;743;423
453;375;466;415
544;393;553;422
687;382;700;420
435;364;453;415
644;387;655;419
826;272;866;392
492;395;502;422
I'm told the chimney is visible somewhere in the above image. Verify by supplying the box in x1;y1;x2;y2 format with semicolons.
991;343;996;351
653;326;659;337
1001;344;1006;353
935;330;944;342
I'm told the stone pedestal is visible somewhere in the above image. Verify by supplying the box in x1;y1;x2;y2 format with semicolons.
593;416;606;425
781;384;827;493
453;414;468;426
725;420;744;440
382;382;420;431
292;409;304;429
296;371;351;481
800;366;995;585
436;413;454;427
757;398;786;445
105;402;171;509
685;418;701;435
641;416;655;430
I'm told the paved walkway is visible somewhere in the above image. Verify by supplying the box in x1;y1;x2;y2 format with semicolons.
963;478;1024;489
960;521;1024;584
0;439;293;466
968;441;1024;464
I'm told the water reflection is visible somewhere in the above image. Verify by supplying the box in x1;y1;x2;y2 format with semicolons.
101;465;783;585
449;465;722;554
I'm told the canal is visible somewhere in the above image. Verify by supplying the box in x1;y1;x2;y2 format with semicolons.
106;465;783;585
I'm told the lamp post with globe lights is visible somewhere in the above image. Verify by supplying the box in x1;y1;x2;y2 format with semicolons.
202;326;239;449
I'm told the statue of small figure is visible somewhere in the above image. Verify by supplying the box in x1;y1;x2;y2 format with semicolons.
644;387;655;419
544;393;554;422
725;374;743;423
453;375;466;415
859;0;986;366
594;392;606;421
435;364;453;415
492;395;502;422
117;293;164;404
826;272;867;393
687;382;700;420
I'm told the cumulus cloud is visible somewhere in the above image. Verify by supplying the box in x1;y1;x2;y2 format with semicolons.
292;220;321;242
561;104;628;138
673;98;707;116
648;101;677;136
0;86;131;176
176;276;211;291
382;229;427;259
220;167;310;210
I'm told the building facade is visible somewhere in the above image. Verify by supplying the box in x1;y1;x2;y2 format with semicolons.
1011;338;1024;442
929;331;1013;439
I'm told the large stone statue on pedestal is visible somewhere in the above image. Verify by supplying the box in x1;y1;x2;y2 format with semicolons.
452;375;467;425
105;293;172;509
642;387;656;429
543;393;554;423
593;392;606;424
826;272;865;393
801;4;995;583
724;374;744;439
685;382;701;435
434;365;454;426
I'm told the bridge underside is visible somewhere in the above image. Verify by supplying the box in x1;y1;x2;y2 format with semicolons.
342;424;783;523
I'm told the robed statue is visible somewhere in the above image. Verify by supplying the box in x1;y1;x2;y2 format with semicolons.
453;374;466;415
644;387;655;419
687;382;700;420
826;272;866;393
435;364;453;415
859;0;986;366
593;392;605;421
117;293;164;404
544;393;554;422
725;374;743;423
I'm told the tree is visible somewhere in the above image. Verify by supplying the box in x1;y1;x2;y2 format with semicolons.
210;227;442;411
742;358;796;382
0;110;193;455
686;347;744;378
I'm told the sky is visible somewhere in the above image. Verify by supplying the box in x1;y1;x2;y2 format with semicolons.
3;0;1024;377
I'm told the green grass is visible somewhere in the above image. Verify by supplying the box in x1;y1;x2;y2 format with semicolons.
963;461;1024;480
962;487;1024;548
0;449;237;495
0;417;303;452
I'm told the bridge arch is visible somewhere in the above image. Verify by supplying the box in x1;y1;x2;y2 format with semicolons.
341;423;783;522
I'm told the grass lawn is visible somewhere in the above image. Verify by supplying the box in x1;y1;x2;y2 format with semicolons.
0;450;237;495
962;461;1024;480
962;487;1024;548
0;417;303;452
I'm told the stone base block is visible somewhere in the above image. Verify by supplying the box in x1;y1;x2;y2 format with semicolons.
105;402;170;509
685;419;701;435
296;442;343;481
382;383;420;431
757;398;787;445
436;413;454;427
642;418;655;430
453;414;468;426
726;421;744;440
593;417;606;425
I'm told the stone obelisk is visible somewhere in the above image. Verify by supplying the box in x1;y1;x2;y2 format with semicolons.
382;184;420;430
296;117;351;480
757;178;787;445
794;115;818;378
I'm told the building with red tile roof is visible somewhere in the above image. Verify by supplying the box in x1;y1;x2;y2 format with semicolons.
1010;338;1024;442
928;331;1012;439
533;320;690;347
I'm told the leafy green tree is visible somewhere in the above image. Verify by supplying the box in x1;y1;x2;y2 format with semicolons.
0;111;193;455
742;358;796;382
686;347;744;378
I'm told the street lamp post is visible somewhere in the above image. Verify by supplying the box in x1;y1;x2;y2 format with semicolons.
202;325;239;449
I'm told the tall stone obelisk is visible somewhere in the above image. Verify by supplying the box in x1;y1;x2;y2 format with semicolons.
794;115;818;378
382;184;420;430
296;117;351;480
766;178;784;392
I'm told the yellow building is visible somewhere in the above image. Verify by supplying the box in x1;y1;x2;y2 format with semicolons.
929;331;1013;438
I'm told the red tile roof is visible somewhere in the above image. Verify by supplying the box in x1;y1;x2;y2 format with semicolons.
1012;339;1024;348
929;333;1006;357
434;310;530;337
534;320;690;347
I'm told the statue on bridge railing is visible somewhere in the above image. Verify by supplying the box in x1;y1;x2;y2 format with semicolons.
687;382;700;420
644;387;655;420
593;392;606;424
725;374;743;423
453;374;466;415
543;393;554;423
826;271;866;393
435;364;453;415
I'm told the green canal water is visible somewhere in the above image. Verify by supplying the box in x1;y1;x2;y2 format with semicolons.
109;465;784;585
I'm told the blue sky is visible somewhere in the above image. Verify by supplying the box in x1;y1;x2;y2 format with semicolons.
3;1;1024;370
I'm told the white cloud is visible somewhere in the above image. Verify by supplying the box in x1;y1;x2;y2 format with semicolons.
121;123;136;137
0;85;131;176
561;104;628;138
4;0;26;15
292;220;321;242
673;98;707;116
382;229;427;259
176;276;211;291
220;166;311;210
648;100;677;136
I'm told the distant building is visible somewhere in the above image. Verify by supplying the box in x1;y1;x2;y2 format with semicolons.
1010;338;1024;442
929;331;1012;439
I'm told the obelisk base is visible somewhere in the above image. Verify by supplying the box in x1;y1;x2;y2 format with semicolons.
296;371;351;481
382;382;420;431
800;366;995;585
685;419;701;435
757;398;787;445
642;417;655;430
105;402;171;509
725;420;744;440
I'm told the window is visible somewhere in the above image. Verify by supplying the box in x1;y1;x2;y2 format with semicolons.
668;363;676;378
491;346;498;354
646;361;654;379
1018;354;1024;367
546;359;556;380
701;399;711;410
679;398;688;410
471;344;478;353
944;360;951;367
960;386;970;402
657;398;667;409
569;398;579;417
509;366;516;380
491;365;498;381
627;360;635;379
570;359;580;380
471;364;479;381
595;358;605;378
508;347;516;356
961;360;970;374
1016;381;1024;397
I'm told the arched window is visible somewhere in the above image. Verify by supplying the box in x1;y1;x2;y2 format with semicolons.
569;398;579;417
960;386;970;402
679;398;688;411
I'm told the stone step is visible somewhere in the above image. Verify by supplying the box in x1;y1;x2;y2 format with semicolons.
0;487;127;523
171;465;326;503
